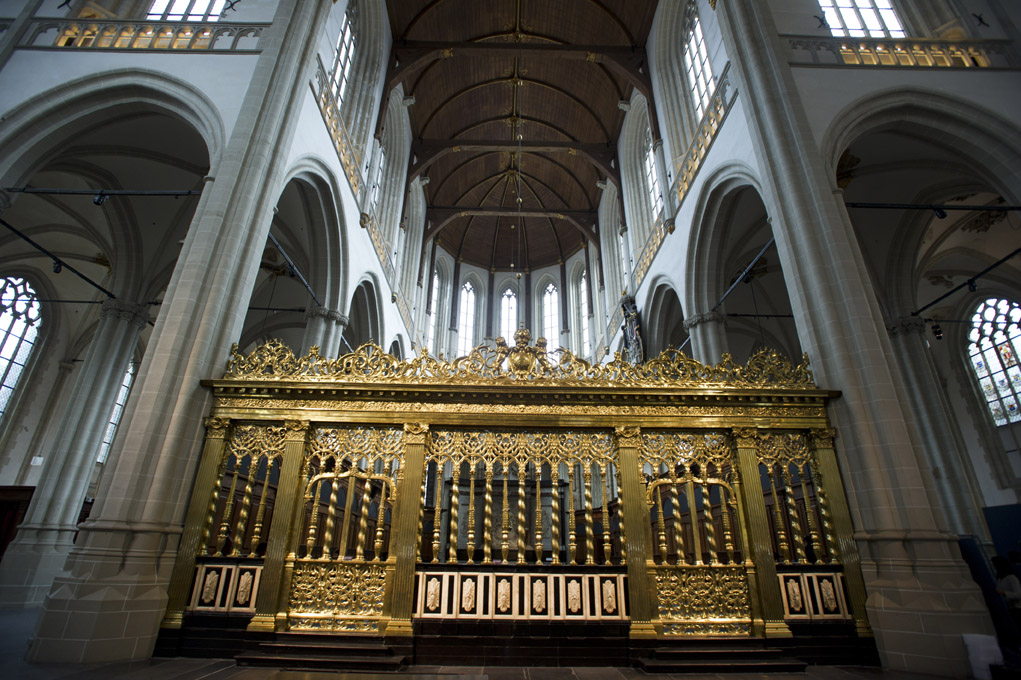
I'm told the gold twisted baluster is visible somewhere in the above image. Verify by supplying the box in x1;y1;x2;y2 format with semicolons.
668;472;684;564
467;461;478;564
534;464;544;563
501;460;510;562
516;461;527;564
483;461;494;564
782;464;807;563
811;461;839;563
247;456;275;557
431;461;443;563
568;463;577;565
768;466;791;563
448;465;461;563
338;474;356;559
654;483;668;564
320;475;341;560
685;479;702;565
599;463;612;565
701;482;719;565
614;463;627;565
230;455;256;556
799;463;823;563
355;477;372;560
200;454;229;556
720;486;736;563
583;463;595;565
217;455;241;555
550;464;561;564
305;477;322;556
375;479;388;560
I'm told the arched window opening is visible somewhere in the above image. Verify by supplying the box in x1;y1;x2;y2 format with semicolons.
968;297;1021;426
147;0;225;21
371;147;386;209
816;0;905;38
683;10;715;119
426;269;440;352
457;281;476;357
643;129;663;219
500;288;517;340
329;8;358;103
96;363;136;464
543;282;560;356
0;277;42;420
579;272;591;357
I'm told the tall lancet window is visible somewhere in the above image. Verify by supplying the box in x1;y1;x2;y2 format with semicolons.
330;7;358;103
579;271;591;357
543;282;560;356
643;129;663;219
816;0;905;38
683;8;715;119
96;364;136;464
371;147;386;209
426;269;440;352
968;297;1021;426
457;281;476;357
147;0;226;21
0;276;41;420
500;288;517;341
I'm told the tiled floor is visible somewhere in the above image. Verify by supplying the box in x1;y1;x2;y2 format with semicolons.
0;609;947;679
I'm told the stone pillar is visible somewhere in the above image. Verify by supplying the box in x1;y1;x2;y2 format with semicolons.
301;306;348;358
618;226;633;293
887;317;989;538
614;426;658;639
0;298;147;608
24;1;335;663
683;311;728;365
714;2;992;675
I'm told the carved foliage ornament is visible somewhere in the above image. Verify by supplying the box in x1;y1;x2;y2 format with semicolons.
223;334;816;389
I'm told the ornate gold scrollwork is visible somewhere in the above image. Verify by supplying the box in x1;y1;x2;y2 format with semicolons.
204;417;231;438
653;565;751;635
288;560;387;631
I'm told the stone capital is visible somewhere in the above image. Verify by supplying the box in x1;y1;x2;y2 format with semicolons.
305;305;348;327
887;316;927;337
100;299;150;330
683;311;727;331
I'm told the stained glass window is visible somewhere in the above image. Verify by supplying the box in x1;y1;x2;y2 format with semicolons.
968;298;1021;426
543;282;560;356
816;0;906;38
500;288;517;341
147;0;226;21
0;277;41;420
683;11;715;119
457;281;476;357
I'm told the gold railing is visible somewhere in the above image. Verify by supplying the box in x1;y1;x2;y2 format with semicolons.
358;211;415;335
786;35;1020;69
312;55;363;198
20;19;266;51
162;333;870;640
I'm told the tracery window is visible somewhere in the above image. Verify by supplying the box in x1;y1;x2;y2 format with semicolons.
96;364;136;464
968;298;1021;426
643;129;663;219
329;9;358;103
425;269;440;352
683;10;715;119
500;287;517;341
816;0;905;38
578;271;591;357
147;0;225;21
543;282;560;356
457;281;476;357
0;277;41;420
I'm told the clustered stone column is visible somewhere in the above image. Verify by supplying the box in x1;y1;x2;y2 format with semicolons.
301;306;349;358
0;298;148;608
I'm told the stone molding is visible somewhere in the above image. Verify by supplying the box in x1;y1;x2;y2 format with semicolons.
887;316;927;337
100;299;149;330
305;306;349;327
683;311;727;331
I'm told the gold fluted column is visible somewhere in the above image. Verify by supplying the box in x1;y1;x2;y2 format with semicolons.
734;427;790;638
383;423;428;638
249;420;309;632
615;426;658;639
161;417;231;629
810;427;872;637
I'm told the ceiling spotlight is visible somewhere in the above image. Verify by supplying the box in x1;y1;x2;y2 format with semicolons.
93;193;108;206
967;279;978;292
52;261;62;274
932;207;947;219
931;323;943;340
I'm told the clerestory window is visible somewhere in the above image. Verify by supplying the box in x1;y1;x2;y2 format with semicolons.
968;297;1021;426
683;9;715;119
426;269;440;353
816;0;906;38
500;288;517;341
147;0;225;22
330;9;358;104
457;281;476;357
0;277;41;421
643;129;663;219
543;282;560;356
578;271;591;357
96;363;136;464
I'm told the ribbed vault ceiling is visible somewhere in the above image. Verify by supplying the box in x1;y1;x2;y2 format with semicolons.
384;0;658;272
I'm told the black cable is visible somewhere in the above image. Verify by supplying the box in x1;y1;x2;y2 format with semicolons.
913;246;1021;316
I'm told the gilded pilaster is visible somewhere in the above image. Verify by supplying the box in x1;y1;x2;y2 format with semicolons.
162;417;231;629
615;426;658;639
810;428;871;637
382;423;428;638
733;428;790;638
249;420;309;632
